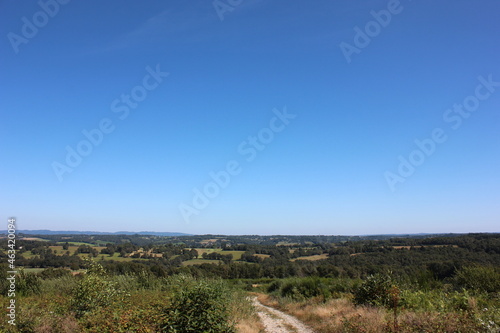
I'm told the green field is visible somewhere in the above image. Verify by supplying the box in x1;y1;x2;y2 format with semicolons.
191;248;245;260
219;250;245;260
291;253;329;261
191;248;220;255
21;251;35;259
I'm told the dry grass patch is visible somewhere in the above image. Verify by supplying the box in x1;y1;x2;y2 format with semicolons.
291;253;329;261
256;293;495;333
236;317;265;333
254;254;271;259
258;295;385;333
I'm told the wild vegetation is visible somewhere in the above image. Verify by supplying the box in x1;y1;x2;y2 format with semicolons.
0;232;498;332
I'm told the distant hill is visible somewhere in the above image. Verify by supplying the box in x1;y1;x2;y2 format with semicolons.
1;229;191;237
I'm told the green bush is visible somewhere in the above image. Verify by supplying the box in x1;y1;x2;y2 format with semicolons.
267;280;282;293
110;273;139;292
400;289;446;311
281;277;331;300
38;267;72;279
70;260;120;317
330;278;356;294
454;265;500;293
353;273;394;307
161;277;235;333
16;270;42;296
136;269;162;290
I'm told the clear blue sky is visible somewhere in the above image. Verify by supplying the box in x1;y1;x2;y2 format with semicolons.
1;0;499;235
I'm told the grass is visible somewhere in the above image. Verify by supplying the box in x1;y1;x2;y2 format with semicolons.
20;250;35;259
220;250;245;260
190;248;245;260
191;248;221;255
291;253;329;261
20;237;49;241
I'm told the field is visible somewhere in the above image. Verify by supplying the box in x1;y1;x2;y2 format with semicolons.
220;250;245;260
20;237;49;241
291;253;329;261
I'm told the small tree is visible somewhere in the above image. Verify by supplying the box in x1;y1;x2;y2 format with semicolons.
16;270;42;296
70;259;119;317
161;278;235;333
354;273;394;307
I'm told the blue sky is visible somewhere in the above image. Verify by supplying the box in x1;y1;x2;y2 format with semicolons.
1;0;499;235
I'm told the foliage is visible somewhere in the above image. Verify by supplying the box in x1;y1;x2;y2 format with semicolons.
16;269;42;296
70;259;120;317
267;279;283;293
161;277;235;333
354;273;396;307
279;277;332;300
454;265;500;293
38;267;72;279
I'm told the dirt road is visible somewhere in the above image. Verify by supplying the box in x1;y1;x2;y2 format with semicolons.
251;297;315;333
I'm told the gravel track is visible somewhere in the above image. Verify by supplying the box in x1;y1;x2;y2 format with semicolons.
251;297;315;333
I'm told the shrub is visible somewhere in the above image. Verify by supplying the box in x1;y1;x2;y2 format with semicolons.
16;270;42;296
38;267;72;279
280;277;331;300
354;273;395;307
136;269;162;290
267;280;282;293
161;277;235;333
70;260;120;317
454;265;500;293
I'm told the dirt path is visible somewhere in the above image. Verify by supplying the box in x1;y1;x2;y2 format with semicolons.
251;297;315;333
